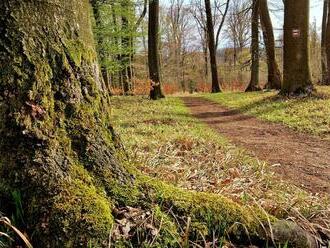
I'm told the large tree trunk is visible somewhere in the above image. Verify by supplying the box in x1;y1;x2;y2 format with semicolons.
321;0;329;85
259;0;282;90
246;0;260;92
0;0;317;247
0;0;118;246
205;0;221;93
282;0;313;94
148;0;164;100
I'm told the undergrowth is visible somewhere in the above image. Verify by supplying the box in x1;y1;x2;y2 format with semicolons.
111;96;330;244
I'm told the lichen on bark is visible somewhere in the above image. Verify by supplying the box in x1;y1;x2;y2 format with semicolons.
0;0;317;247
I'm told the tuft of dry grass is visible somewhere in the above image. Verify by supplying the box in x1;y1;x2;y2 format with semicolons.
111;96;330;244
0;214;33;248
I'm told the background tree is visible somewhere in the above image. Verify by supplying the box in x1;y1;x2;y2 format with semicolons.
162;0;191;90
282;0;313;94
326;0;330;86
92;0;138;94
190;0;230;84
309;19;322;84
149;0;165;99
190;0;210;81
120;0;135;95
259;0;282;89
214;0;231;51
226;0;250;66
91;0;112;93
246;0;260;91
225;0;251;84
205;0;221;92
321;0;329;85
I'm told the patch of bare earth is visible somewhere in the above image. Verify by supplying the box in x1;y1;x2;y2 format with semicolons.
182;97;330;195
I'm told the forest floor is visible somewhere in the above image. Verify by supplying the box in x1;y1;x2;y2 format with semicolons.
182;97;330;195
111;94;330;240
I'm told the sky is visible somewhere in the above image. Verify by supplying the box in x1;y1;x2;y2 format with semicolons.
309;0;323;27
271;0;323;30
159;0;325;48
161;0;324;29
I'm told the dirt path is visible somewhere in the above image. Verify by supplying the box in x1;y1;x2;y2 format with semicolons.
182;97;330;194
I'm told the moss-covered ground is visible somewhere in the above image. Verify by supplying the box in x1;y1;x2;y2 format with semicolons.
111;96;330;244
201;86;330;138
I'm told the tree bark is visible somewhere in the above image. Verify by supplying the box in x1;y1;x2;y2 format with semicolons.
205;0;221;93
321;0;329;85
0;0;117;246
282;0;313;94
246;0;260;92
215;0;231;51
203;32;209;80
326;0;330;86
148;0;164;100
259;0;282;89
91;0;112;95
0;0;317;247
121;1;132;95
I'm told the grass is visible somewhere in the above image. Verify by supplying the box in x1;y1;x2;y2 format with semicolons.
110;96;330;242
201;86;330;138
0;214;32;248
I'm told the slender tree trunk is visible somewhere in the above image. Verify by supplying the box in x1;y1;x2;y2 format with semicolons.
203;33;209;80
109;1;123;91
91;0;112;95
141;23;149;79
215;0;230;51
326;0;330;86
282;0;313;94
259;0;282;89
129;36;135;91
205;0;221;93
121;7;131;95
322;0;329;85
246;0;260;92
148;0;164;100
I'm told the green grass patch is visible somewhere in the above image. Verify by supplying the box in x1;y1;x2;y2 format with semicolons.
201;86;330;137
110;96;330;232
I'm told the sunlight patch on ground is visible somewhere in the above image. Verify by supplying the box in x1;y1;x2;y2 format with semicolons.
202;86;330;138
111;96;330;232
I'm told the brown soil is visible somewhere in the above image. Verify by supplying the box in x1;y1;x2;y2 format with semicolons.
182;97;330;195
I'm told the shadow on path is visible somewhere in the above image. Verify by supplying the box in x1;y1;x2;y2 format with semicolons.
182;97;330;195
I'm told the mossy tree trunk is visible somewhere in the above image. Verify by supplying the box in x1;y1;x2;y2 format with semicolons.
148;0;164;100
0;0;317;247
282;0;313;95
246;0;260;92
259;0;282;90
205;0;221;93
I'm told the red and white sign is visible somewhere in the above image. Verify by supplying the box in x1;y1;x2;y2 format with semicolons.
292;29;300;38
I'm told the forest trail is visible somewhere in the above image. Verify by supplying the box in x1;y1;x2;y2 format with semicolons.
182;97;330;195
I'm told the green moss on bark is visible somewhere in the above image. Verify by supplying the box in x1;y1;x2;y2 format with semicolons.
51;165;114;247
